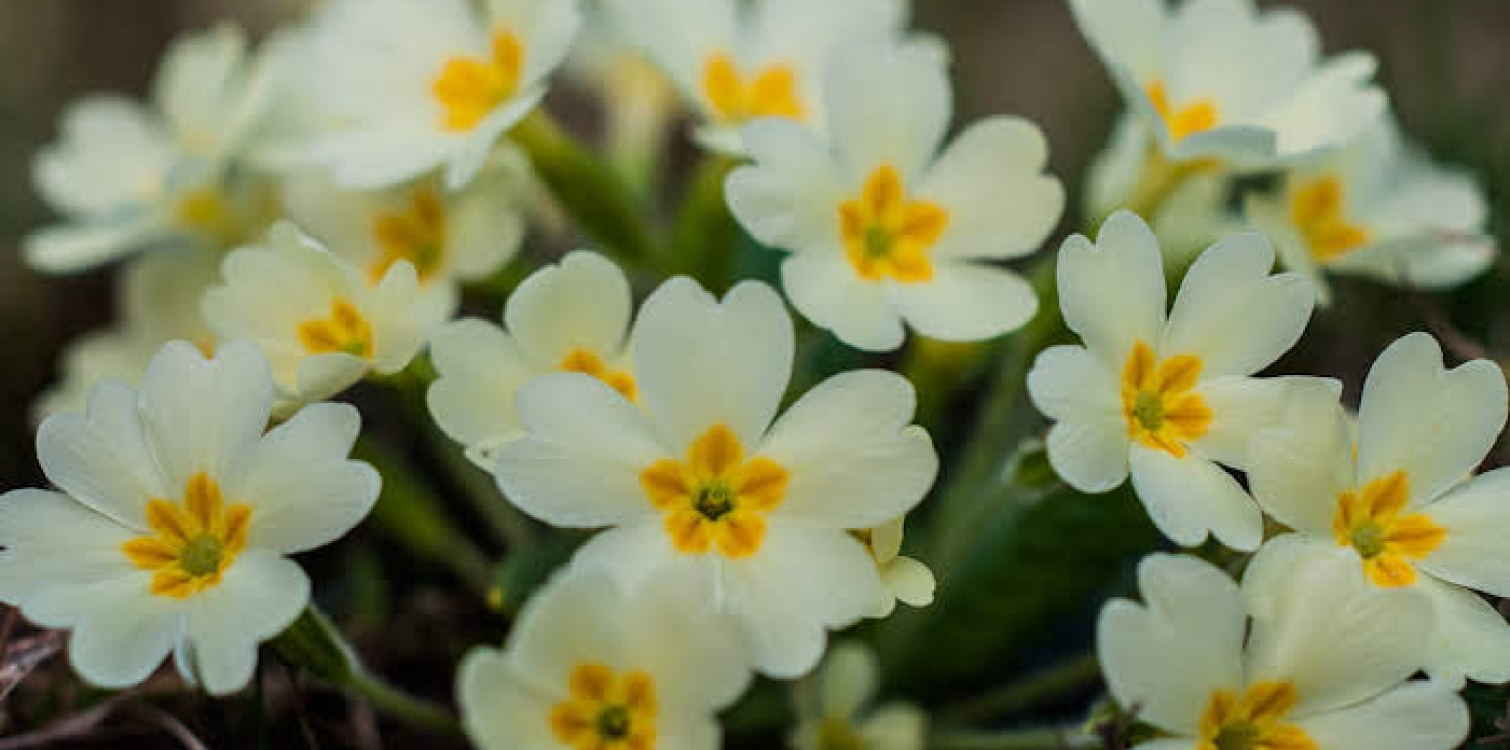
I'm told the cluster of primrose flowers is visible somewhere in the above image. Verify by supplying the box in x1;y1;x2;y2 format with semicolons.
4;0;1507;748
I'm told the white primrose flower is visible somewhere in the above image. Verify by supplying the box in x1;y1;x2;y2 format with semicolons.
1067;0;1386;168
458;570;751;750
602;0;919;155
283;166;527;315
1249;332;1510;685
1100;547;1468;750
203;223;439;411
301;0;582;190
790;642;926;750
726;41;1064;351
856;517;935;619
1027;211;1321;551
26;23;280;273
429;251;639;469
0;341;380;694
1244;115;1495;304
493;277;939;677
35;249;221;420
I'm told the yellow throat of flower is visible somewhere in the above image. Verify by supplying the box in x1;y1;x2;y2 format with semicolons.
372;187;448;283
1332;471;1446;587
639;423;789;558
1199;682;1315;750
550;663;658;750
298;298;376;359
839;165;949;284
1120;341;1212;457
1146;81;1219;143
433;28;525;132
702;52;805;125
121;472;252;599
1289;175;1372;263
559;348;637;401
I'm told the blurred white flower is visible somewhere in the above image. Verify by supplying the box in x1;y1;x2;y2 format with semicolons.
35;249;221;421
428;251;638;469
493;277;938;677
1068;0;1385;168
283;165;528;315
727;41;1063;351
790;642;926;750
301;0;581;189
459;570;750;750
602;0;919;155
1245;115;1495;304
203;223;439;411
0;342;379;694
1100;548;1467;750
857;517;935;619
1249;332;1510;685
26;23;281;273
1027;212;1322;551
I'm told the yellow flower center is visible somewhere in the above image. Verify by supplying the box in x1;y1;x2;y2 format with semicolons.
816;717;865;750
1332;471;1446;588
1198;682;1315;750
1120;341;1212;458
121;472;252;599
559;348;637;401
1288;175;1372;263
839;165;949;284
433;29;524;132
298;298;375;358
639;424;789;558
372;187;448;283
702;52;805;124
1146;81;1219;142
174;187;241;245
549;663;658;750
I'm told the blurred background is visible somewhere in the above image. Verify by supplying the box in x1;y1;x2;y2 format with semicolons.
2;0;1510;747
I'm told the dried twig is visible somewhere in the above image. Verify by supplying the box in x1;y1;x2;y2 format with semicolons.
131;705;211;750
0;630;65;703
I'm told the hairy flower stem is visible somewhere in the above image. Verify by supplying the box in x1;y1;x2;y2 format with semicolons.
941;653;1103;724
273;607;463;738
511;111;658;265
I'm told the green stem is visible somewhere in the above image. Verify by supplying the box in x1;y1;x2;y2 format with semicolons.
929;726;1097;750
942;653;1103;725
511;111;658;264
272;607;463;738
666;154;741;287
355;437;494;596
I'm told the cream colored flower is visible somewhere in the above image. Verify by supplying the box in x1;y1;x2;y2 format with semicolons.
428;251;638;468
790;642;926;750
35;249;221;420
602;0;920;155
0;342;379;694
1101;547;1467;750
1069;0;1385;168
203;223;439;411
494;277;938;677
1249;332;1510;685
459;570;751;750
1245;115;1495;304
726;41;1063;351
301;0;582;189
1027;211;1323;551
26;23;280;273
856;518;935;619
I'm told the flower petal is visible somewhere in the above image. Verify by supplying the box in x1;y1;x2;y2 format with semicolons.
139;341;276;492
0;490;137;610
1247;391;1355;537
1295;680;1468;750
66;574;182;690
760;371;936;529
632;279;793;450
1193;375;1339;470
727;119;848;255
1414;574;1510;686
886;263;1038;343
1416;468;1510;597
917;116;1064;261
824;40;950;186
781;255;905;352
497;375;667;528
1129;446;1262;550
1161;233;1314;379
37;381;167;529
1357;333;1507;508
1057;211;1166;365
457;648;561;750
183;551;309;695
427;318;537;464
506;251;632;367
